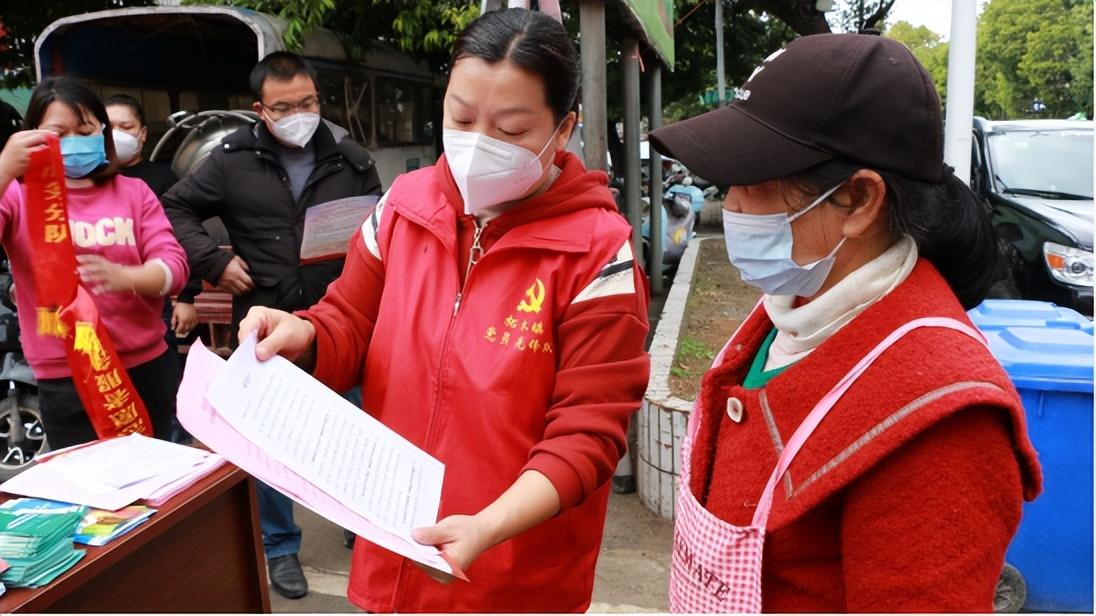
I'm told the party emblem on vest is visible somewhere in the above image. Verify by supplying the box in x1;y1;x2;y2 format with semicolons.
482;278;554;356
517;278;546;314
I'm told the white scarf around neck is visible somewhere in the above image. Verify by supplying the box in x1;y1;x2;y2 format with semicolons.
763;235;919;371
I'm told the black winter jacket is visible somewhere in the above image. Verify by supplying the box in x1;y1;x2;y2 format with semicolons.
163;121;382;326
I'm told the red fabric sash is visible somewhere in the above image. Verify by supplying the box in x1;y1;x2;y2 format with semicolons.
24;135;152;438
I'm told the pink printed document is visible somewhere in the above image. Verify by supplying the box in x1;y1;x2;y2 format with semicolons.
299;195;378;264
177;340;463;579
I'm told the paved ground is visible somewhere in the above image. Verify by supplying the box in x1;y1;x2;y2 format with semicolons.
268;491;673;613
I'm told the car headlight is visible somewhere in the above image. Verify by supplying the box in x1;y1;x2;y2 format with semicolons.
1043;242;1094;287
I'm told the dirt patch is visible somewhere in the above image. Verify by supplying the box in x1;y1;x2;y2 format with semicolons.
668;238;761;401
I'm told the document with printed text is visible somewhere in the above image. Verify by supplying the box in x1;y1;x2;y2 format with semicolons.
198;334;455;575
299;195;378;263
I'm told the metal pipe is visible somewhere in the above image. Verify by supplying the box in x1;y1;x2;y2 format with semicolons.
943;0;978;184
579;0;609;173
647;60;664;294
622;37;643;257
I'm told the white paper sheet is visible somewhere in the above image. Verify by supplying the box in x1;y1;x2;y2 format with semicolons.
205;334;445;540
58;434;212;489
181;341;456;575
0;435;224;511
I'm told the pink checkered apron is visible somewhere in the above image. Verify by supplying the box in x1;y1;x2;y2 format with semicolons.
669;316;986;613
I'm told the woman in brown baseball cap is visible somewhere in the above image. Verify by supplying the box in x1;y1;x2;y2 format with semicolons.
651;33;1041;612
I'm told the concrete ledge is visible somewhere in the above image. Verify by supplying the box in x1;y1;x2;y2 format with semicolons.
637;237;710;519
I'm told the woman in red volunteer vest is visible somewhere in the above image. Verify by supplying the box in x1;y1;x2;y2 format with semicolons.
0;78;188;448
239;8;650;613
649;34;1042;612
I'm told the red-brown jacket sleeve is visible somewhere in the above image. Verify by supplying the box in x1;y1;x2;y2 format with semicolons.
522;239;651;510
840;406;1024;612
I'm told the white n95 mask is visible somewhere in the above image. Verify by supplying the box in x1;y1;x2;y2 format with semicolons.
112;130;141;164
722;182;846;297
270;112;321;148
443;125;560;215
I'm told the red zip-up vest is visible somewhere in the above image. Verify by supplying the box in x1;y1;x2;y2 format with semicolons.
302;153;651;612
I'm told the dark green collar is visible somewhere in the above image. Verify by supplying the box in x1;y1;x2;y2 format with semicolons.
742;328;792;389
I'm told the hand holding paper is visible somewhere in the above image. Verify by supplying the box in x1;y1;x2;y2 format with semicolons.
179;336;464;578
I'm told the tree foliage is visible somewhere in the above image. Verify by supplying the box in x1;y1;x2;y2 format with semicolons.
3;0;1088;124
186;0;480;73
661;1;797;122
656;0;898;122
977;0;1092;118
882;0;1091;120
885;20;949;104
827;0;897;33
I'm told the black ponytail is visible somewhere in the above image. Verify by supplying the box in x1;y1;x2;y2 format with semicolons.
888;170;999;309
788;159;1000;309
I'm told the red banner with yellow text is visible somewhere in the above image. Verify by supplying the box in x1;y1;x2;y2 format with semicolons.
23;135;152;439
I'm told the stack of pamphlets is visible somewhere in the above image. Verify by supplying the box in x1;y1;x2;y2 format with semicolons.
0;434;226;510
0;499;156;548
72;505;156;547
0;500;85;588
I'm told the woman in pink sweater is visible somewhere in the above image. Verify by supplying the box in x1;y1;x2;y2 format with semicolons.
0;78;189;448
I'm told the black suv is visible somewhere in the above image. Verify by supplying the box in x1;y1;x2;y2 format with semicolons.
972;117;1094;315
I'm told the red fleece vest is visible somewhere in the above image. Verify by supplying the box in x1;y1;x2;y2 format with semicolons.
688;260;1042;610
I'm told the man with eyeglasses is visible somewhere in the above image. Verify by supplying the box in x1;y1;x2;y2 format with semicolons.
163;51;382;600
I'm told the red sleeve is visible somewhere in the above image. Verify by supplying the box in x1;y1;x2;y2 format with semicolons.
840;406;1024;612
297;226;385;394
522;258;650;510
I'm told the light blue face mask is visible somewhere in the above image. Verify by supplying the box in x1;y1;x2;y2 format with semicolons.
722;182;846;297
60;134;106;179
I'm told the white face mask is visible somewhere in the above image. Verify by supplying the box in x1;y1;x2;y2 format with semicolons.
112;129;141;164
268;112;321;148
722;182;846;297
443;124;561;215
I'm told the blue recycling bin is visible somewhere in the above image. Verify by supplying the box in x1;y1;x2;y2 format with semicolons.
969;301;1094;612
969;299;1094;333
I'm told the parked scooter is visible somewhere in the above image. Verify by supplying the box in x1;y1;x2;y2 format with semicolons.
641;165;699;276
0;258;45;480
642;190;696;277
664;163;706;215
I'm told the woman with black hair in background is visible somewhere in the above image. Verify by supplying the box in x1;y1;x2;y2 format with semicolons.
649;34;1042;612
106;94;195;443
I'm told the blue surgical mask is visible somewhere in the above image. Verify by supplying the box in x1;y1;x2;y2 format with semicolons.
60;134;107;178
722;182;846;297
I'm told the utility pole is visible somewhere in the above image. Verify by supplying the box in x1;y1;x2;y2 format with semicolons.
648;60;664;295
715;0;726;106
579;0;608;172
622;37;643;258
943;0;977;184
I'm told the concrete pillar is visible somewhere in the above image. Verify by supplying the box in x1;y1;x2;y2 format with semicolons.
579;0;608;173
647;60;664;294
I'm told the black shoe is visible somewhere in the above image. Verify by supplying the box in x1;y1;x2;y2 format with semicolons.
343;528;356;549
268;554;308;599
